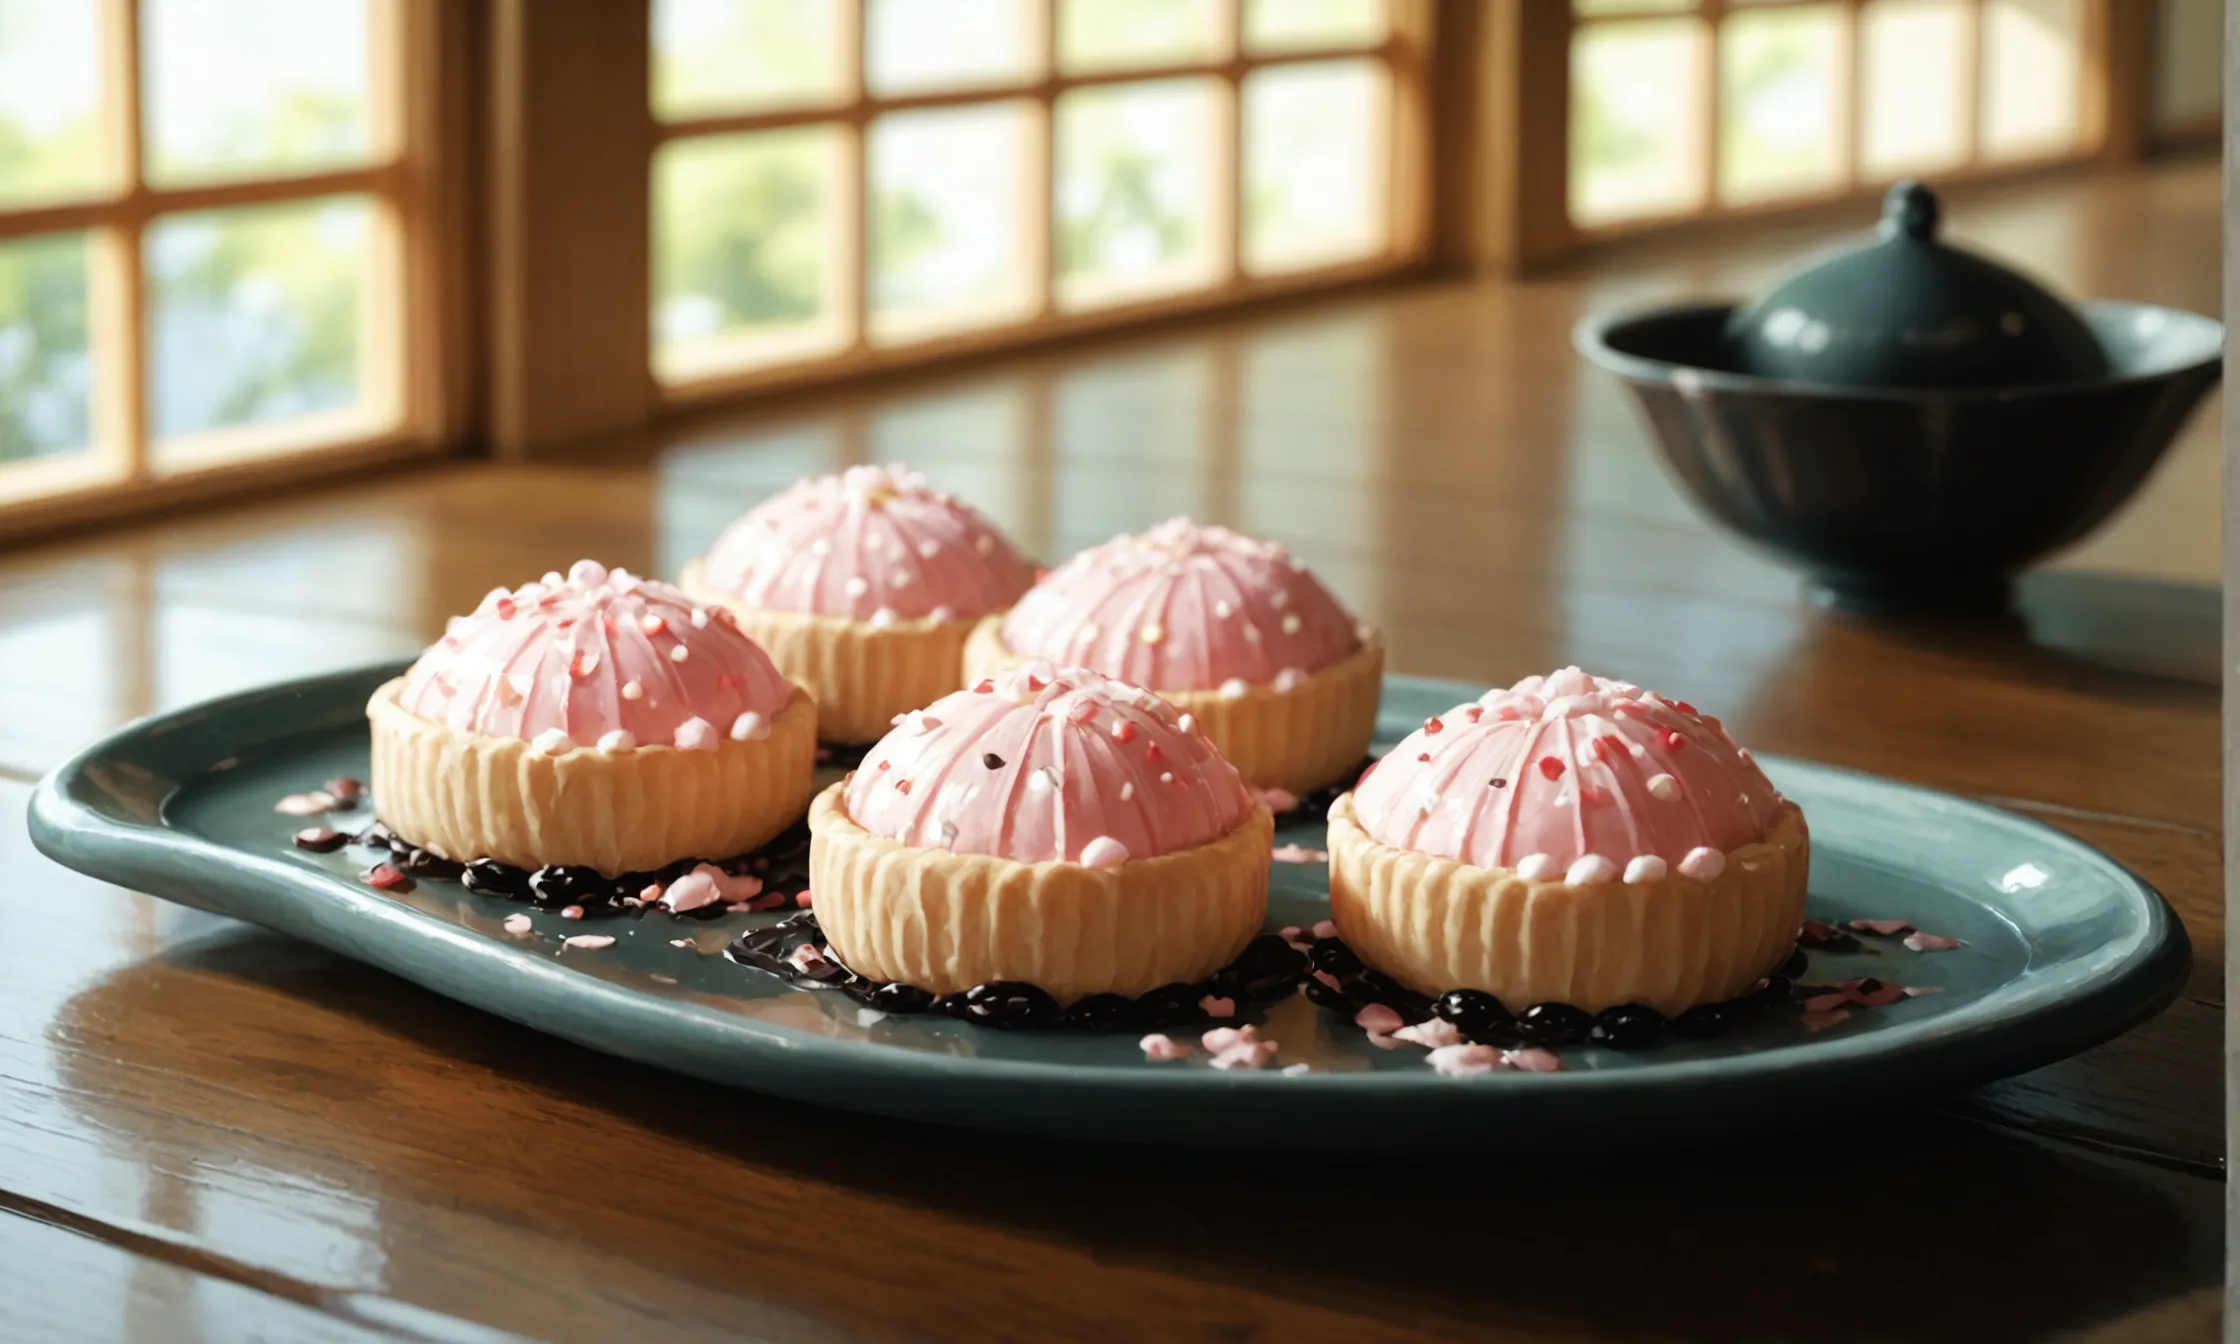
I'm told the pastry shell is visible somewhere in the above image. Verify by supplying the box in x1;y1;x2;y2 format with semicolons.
1326;793;1810;1015
962;618;1384;796
808;784;1274;1002
366;678;817;876
682;559;977;744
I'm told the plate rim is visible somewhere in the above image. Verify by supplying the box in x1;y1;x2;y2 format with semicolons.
25;661;2193;1107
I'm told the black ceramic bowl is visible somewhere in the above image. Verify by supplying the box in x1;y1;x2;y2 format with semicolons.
1575;300;2223;612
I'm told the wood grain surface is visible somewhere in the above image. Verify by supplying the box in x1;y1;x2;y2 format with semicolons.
0;158;2222;1343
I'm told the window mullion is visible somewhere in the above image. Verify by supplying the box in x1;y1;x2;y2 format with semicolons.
92;0;147;484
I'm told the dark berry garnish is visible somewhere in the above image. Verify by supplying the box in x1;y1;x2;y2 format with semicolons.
1308;940;1365;977
867;981;935;1013
462;858;531;897
400;847;465;881
1780;944;1810;979
1233;933;1308;980
1136;982;1207;1026
1514;1002;1593;1046
1304;977;1350;1011
1591;1003;1667;1050
292;827;346;853
1670;1003;1737;1039
1060;992;1144;1031
1743;974;1793;1013
956;981;1061;1028
354;821;400;851
982;752;1005;769
1434;988;1514;1039
528;864;606;907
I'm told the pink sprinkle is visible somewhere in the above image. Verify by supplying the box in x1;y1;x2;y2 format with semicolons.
1199;994;1236;1018
1428;1044;1507;1077
1311;969;1342;991
1902;985;1945;997
560;905;585;920
1252;786;1301;812
639;883;664;903
501;913;533;935
1502;1047;1565;1073
1270;844;1329;864
1904;933;1965;952
1354;1003;1405;1033
1202;1025;1259;1052
1801;1008;1851;1033
275;791;337;816
1310;920;1339;940
361;863;408;890
795;888;814;909
1140;1033;1190;1061
1847;918;1916;936
667;937;694;949
1801;992;1850;1013
1395;1019;1464;1049
1278;925;1303;940
1211;1041;1280;1071
562;934;616;951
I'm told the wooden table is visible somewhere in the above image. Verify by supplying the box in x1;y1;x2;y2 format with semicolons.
0;160;2223;1342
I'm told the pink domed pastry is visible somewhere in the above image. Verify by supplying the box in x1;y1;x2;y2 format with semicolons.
368;561;817;876
809;661;1273;1002
701;462;1032;622
1349;666;1785;879
842;663;1255;865
963;519;1384;794
683;463;1037;744
396;560;795;752
1327;666;1809;1016
996;518;1356;690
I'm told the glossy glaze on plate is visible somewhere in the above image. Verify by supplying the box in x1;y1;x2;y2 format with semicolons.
26;663;2188;1150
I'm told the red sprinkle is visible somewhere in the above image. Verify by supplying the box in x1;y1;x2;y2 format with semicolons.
895;779;912;795
1026;673;1047;691
1417;752;1431;762
974;679;995;694
362;863;410;891
1663;731;1685;750
1144;744;1164;764
717;673;742;691
494;597;517;619
1464;706;1484;722
1422;717;1443;735
877;759;891;770
1111;720;1138;743
568;652;595;679
1537;756;1565;780
1674;700;1698;717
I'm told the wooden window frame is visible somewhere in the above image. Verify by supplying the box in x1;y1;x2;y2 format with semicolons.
486;0;1440;458
0;0;473;544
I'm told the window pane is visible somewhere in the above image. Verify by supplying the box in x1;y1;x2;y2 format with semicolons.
1569;19;1707;226
143;0;370;185
0;233;92;465
1981;0;2083;160
147;196;368;443
2153;0;2222;130
869;102;1035;342
652;0;846;119
1859;0;1971;178
1717;3;1843;203
0;1;104;208
1057;78;1219;310
1243;60;1387;274
1243;0;1385;52
866;0;1036;95
654;128;847;382
1058;0;1224;73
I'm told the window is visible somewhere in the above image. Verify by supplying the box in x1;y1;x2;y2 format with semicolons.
648;0;1427;401
1568;0;2095;233
0;0;450;529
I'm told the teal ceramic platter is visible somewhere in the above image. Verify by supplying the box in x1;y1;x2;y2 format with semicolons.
28;663;2188;1151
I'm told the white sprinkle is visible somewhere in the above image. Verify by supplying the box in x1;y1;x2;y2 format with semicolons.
1273;667;1308;693
1119;781;1135;801
502;913;533;935
1242;624;1261;643
1678;846;1727;881
673;717;719;751
1281;1063;1312;1076
1213;599;1233;618
1646;773;1681;802
844;576;869;598
1159;771;1174;784
1429;1044;1507;1077
1217;678;1249;700
869;607;897;627
890;569;913;588
1565;854;1620;885
1281;613;1301;635
730;711;770;741
1623;855;1668;884
531;728;574;755
639;614;665;635
1394;1019;1464;1049
918;539;941;558
668;937;694;948
274;792;337;816
1177;713;1196;734
562;934;615;951
1139;624;1164;645
1027;766;1059;793
1514;852;1560;881
621;680;644;701
929;604;955;624
1079;836;1129;868
595;730;636;754
864;533;885;550
690;607;710;628
810;538;831;556
668;644;691;663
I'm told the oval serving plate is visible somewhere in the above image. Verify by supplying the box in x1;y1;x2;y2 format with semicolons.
28;662;2188;1152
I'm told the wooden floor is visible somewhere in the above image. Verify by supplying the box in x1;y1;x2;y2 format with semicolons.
0;157;2223;1341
